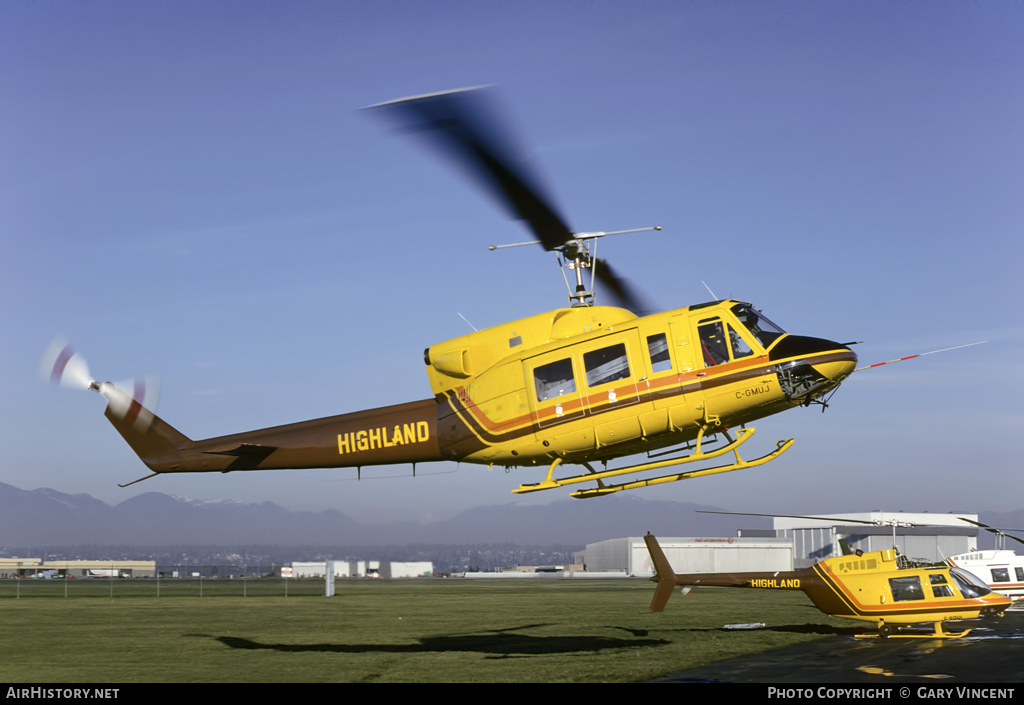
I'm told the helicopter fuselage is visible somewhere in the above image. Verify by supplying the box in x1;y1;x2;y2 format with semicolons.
427;299;855;470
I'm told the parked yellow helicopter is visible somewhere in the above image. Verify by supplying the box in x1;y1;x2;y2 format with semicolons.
46;88;878;496
644;533;1012;639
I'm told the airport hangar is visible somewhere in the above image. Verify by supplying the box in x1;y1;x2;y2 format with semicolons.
581;512;980;575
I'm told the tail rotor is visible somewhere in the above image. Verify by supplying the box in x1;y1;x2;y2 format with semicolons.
41;338;161;430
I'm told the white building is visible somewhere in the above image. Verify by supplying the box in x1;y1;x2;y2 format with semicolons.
288;560;432;578
381;562;433;578
290;562;333;578
582;536;793;575
768;512;979;569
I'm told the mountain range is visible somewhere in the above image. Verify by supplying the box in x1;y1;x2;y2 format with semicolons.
1;480;1020;550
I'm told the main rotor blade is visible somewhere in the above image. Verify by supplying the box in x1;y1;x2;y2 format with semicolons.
594;258;655;315
366;87;575;251
696;510;884;526
958;517;1024;547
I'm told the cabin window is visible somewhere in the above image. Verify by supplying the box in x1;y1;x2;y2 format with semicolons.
991;568;1011;583
929;574;953;596
647;333;672;373
1016;567;1023;582
697;319;729;367
533;358;576;401
888;576;925;602
583;343;631;387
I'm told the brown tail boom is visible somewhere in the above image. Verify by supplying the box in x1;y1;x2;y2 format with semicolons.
102;393;445;475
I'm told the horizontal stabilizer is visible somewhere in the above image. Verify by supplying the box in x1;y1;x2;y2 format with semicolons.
203;443;278;470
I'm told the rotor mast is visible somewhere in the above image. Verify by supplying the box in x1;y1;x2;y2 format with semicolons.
490;225;662;308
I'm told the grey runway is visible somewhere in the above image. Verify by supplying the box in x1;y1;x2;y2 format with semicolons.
650;609;1024;683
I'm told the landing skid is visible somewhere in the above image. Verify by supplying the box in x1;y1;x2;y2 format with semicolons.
513;425;794;498
856;621;972;640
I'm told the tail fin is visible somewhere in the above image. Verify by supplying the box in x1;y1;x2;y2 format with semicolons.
101;383;192;468
644;533;678;612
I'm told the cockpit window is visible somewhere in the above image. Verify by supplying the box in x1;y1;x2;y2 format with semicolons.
732;304;786;348
698;318;753;367
729;327;753;359
950;568;993;598
697;319;729;367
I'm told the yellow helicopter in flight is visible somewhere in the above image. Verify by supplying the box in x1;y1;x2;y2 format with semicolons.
43;88;970;497
644;533;1012;639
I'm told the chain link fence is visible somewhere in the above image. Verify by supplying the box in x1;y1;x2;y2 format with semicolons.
1;569;331;598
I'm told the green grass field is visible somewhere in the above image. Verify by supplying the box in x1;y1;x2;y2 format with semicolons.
0;579;853;682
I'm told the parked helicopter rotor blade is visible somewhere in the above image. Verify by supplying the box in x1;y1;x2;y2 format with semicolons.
365;87;575;251
594;258;655;315
958;518;1024;547
695;510;884;526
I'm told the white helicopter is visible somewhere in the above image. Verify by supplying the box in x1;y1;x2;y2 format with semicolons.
947;518;1024;604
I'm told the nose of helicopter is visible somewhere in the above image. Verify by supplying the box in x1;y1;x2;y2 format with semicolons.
769;335;858;396
814;343;858;385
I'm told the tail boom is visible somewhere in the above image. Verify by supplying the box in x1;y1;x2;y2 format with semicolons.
644;533;813;612
104;395;445;475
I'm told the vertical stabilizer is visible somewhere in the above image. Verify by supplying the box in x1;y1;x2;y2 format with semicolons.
101;383;192;467
644;533;678;612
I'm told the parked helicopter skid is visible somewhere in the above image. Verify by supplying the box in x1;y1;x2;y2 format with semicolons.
644;533;1012;639
45;87;866;494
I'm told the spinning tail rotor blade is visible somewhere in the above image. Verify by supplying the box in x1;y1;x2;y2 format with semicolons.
99;378;161;432
365;87;575;251
40;338;160;430
103;377;161;421
40;338;94;390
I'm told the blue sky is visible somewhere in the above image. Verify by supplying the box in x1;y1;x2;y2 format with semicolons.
2;2;1021;525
